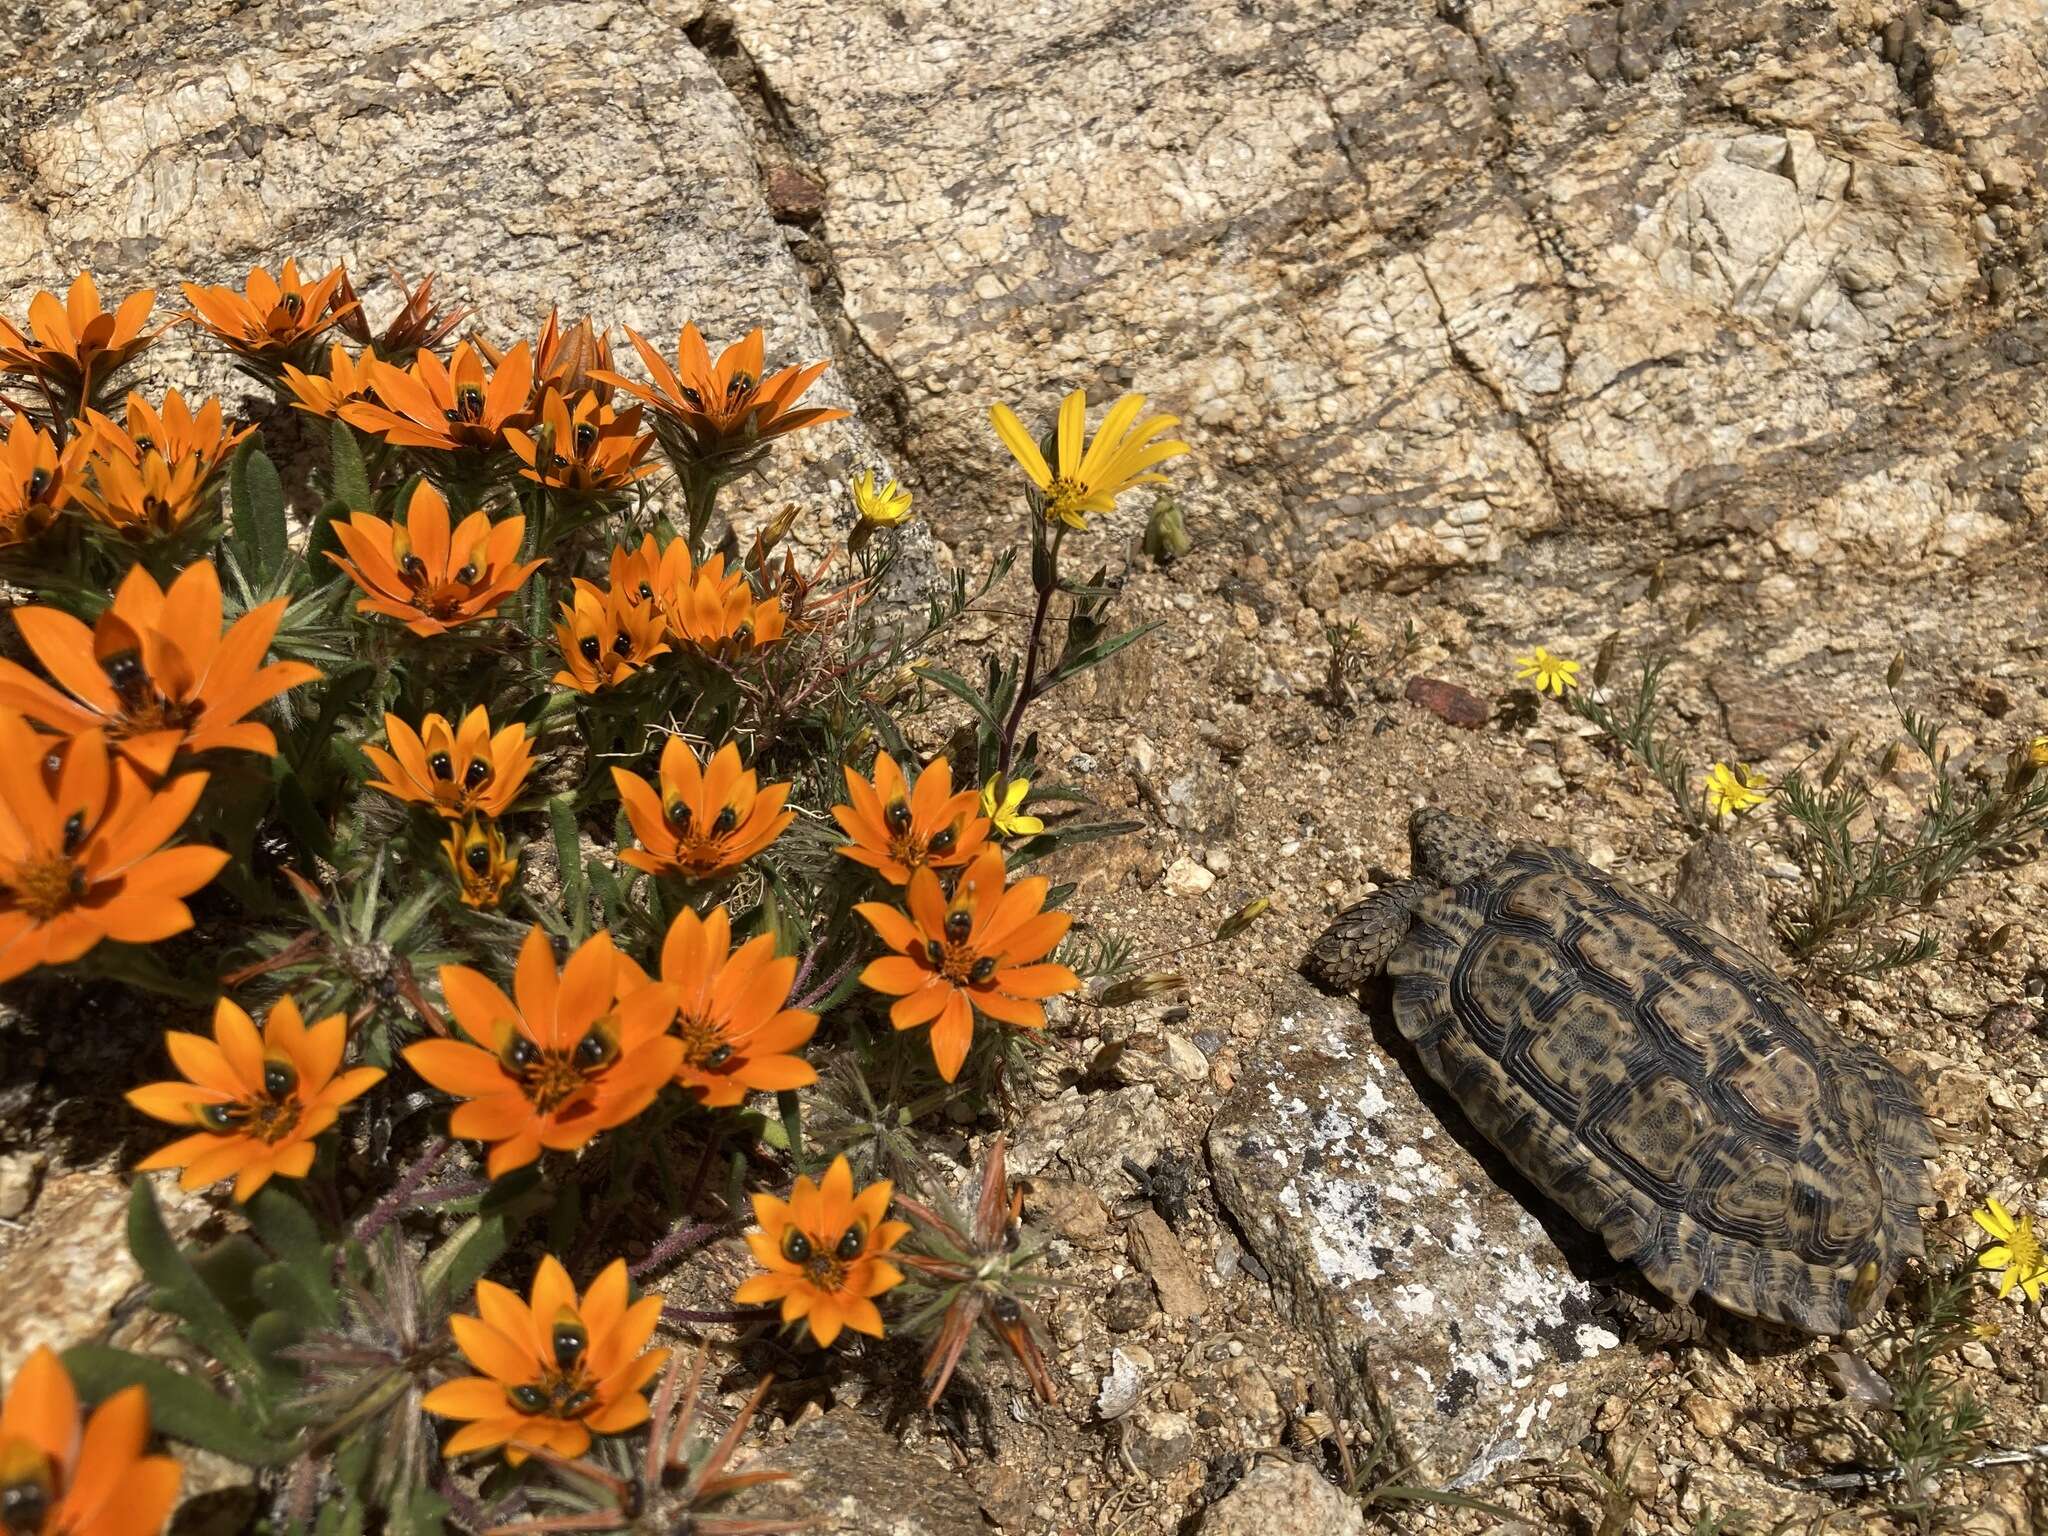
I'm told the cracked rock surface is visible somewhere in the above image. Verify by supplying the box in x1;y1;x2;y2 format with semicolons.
4;0;2048;1531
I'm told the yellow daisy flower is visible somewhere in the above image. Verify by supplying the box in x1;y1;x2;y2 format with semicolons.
1973;1198;2046;1305
2026;734;2048;768
980;775;1044;838
1704;762;1770;818
1513;645;1580;696
988;388;1188;530
852;468;913;528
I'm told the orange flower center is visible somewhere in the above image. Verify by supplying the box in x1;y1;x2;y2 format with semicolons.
663;800;743;876
8;853;82;921
882;799;961;874
104;650;202;735
782;1223;865;1295
1043;476;1089;518
505;1366;596;1422
924;910;998;988
677;1012;736;1071
0;1438;57;1534
500;1028;616;1114
199;1057;305;1144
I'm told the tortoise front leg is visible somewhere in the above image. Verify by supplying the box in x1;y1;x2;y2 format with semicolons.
1302;879;1430;994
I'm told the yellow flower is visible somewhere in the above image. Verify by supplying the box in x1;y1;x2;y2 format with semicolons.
851;468;913;528
988;389;1188;530
980;775;1044;838
2027;734;2048;769
1513;645;1580;696
1973;1198;2046;1305
1704;762;1770;818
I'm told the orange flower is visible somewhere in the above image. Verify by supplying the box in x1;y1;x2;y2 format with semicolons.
443;817;516;909
182;260;356;367
0;413;83;546
280;342;378;418
661;550;787;656
127;994;385;1200
735;1155;908;1346
499;309;613;401
421;1255;666;1465
598;324;846;463
552;583;669;694
0;716;227;983
637;905;817;1107
504;389;656;492
610;739;792;881
402;926;681;1179
67;440;215;539
79;389;252;480
856;848;1078;1081
328;480;544;636
833;751;989;886
334;269;471;357
0;273;170;407
0;1347;181;1536
0;559;321;780
603;533;665;615
341;341;536;453
361;705;533;819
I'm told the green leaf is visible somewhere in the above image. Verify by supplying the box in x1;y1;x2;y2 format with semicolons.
550;795;589;939
777;1089;805;1172
60;1345;298;1465
275;773;336;865
1046;618;1160;686
916;664;1002;733
191;1235;267;1327
421;1170;544;1304
290;664;377;776
329;418;371;510
127;1180;264;1387
230;443;290;587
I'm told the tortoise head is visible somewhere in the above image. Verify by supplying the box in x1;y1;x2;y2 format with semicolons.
1409;808;1507;887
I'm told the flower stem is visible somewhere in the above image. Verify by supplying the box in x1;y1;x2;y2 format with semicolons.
630;1220;734;1281
997;520;1065;777
352;1137;452;1245
661;1304;775;1328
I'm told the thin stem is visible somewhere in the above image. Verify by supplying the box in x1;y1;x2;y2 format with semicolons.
403;1177;492;1209
630;1220;735;1281
352;1137;453;1245
998;520;1065;777
661;1305;775;1328
792;951;860;1013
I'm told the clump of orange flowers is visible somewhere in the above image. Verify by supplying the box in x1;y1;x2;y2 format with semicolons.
636;905;818;1107
736;1155;908;1347
0;559;320;779
0;412;83;547
362;706;533;820
127;995;385;1200
0;1347;181;1536
183;259;355;369
0;713;227;983
0;273;170;409
402;927;681;1178
611;739;792;881
599;324;845;469
857;847;1079;1081
422;1255;666;1464
834;751;990;886
342;340;535;453
329;480;544;636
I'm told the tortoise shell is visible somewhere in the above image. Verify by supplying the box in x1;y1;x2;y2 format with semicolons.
1387;843;1934;1333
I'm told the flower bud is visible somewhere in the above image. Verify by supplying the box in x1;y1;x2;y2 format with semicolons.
1213;895;1271;943
1096;973;1186;1008
1144;497;1191;565
1886;651;1906;690
1879;742;1903;777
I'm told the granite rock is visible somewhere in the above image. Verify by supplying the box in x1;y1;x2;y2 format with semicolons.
1208;977;1630;1486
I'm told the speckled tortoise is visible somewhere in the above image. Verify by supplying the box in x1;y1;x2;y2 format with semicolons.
1304;809;1935;1335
